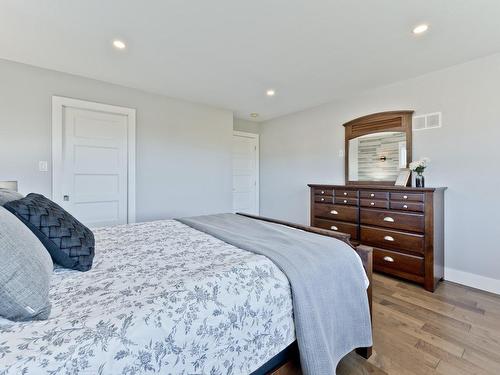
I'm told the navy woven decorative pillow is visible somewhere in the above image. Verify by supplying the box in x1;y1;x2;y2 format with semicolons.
4;193;95;271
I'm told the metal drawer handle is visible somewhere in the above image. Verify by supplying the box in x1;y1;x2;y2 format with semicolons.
370;193;375;197
384;236;395;242
343;192;348;196
320;198;325;201
330;210;338;215
343;199;348;203
383;256;395;263
403;195;408;199
330;226;338;231
383;217;395;222
321;190;325;194
370;202;375;206
403;204;408;209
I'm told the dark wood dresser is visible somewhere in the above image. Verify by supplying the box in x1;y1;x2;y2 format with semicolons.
308;184;446;291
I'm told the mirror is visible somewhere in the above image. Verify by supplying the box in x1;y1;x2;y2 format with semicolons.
348;132;407;181
344;111;413;185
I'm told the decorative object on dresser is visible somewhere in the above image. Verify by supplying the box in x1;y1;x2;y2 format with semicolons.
309;184;446;292
409;157;431;187
394;168;411;187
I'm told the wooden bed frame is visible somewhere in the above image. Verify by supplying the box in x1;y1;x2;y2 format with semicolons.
237;213;373;375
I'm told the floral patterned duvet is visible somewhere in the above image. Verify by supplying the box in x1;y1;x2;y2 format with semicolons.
0;220;295;375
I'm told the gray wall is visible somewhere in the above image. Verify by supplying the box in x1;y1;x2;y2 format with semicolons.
0;59;234;221
260;53;500;287
233;118;260;134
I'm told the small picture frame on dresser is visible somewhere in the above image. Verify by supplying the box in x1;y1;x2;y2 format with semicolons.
394;168;411;187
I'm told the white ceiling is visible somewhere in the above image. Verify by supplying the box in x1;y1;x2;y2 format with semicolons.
2;1;500;121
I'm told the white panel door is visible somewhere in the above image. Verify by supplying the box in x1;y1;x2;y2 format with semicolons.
61;107;128;227
232;132;259;215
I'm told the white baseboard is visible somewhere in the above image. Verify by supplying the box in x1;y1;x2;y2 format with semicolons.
444;267;500;295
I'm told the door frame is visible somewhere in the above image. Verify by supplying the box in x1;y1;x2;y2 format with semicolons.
232;131;259;215
51;96;136;223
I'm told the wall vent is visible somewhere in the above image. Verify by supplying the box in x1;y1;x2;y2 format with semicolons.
413;112;442;131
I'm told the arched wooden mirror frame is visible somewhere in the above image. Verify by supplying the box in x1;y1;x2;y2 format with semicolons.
343;110;414;186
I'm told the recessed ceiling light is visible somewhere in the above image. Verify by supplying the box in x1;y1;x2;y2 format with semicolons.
266;89;276;97
412;24;429;35
113;40;126;50
250;113;259;118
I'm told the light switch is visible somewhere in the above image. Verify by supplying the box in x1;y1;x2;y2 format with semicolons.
39;161;48;172
338;150;344;158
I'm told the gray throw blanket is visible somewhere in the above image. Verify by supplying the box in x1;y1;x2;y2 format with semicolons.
177;213;372;375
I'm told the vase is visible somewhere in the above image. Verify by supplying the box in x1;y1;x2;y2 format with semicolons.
415;174;425;188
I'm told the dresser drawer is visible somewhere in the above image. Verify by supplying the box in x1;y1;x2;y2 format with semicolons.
360;191;389;200
360;199;389;209
314;204;358;222
360;208;424;233
360;226;424;254
313;219;358;240
334;189;359;198
374;248;424;276
390;192;424;202
390;201;424;213
334;197;359;206
314;195;333;204
313;188;333;196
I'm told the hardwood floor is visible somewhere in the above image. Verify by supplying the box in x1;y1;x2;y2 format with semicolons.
337;274;500;375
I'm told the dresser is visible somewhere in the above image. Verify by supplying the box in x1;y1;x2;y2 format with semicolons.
309;184;446;292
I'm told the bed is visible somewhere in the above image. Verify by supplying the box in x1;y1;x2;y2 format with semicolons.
0;213;372;375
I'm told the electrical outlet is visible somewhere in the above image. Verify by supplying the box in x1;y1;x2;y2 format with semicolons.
39;161;48;172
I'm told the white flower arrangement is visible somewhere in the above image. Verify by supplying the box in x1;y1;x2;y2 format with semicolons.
409;157;431;175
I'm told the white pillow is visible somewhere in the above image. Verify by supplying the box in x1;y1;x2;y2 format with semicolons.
0;207;53;321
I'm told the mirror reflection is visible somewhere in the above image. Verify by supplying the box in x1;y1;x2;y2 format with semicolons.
348;132;407;181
